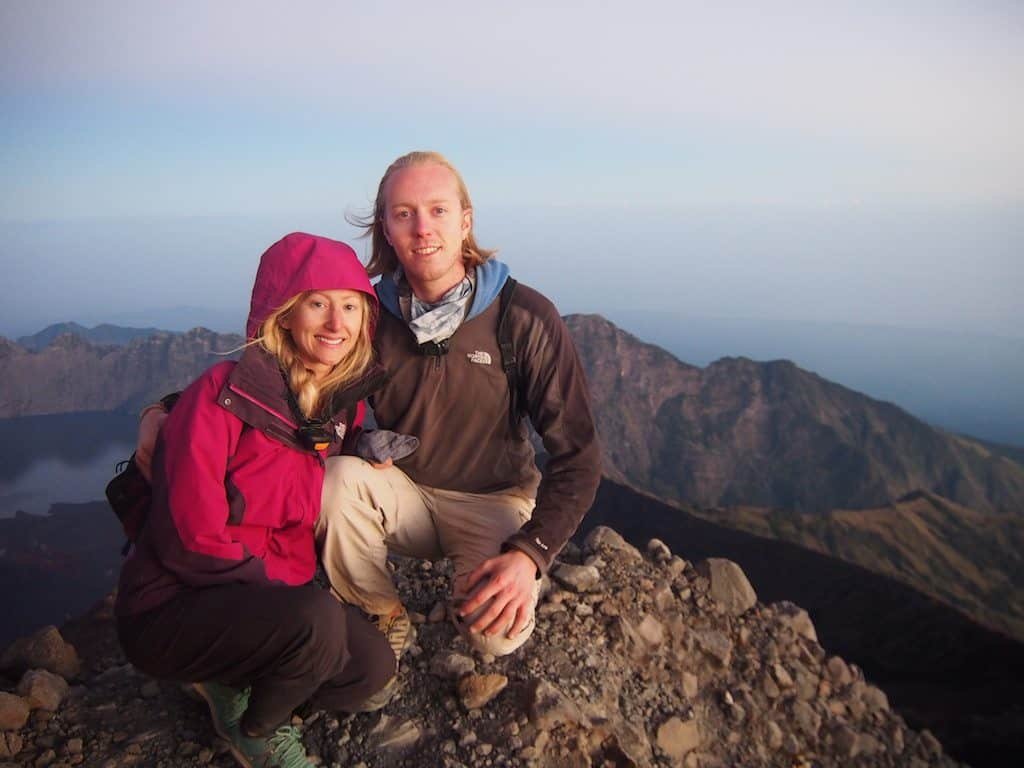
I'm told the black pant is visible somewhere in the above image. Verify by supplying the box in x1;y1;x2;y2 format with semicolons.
117;583;394;734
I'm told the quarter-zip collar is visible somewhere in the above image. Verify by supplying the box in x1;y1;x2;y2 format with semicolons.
217;345;386;454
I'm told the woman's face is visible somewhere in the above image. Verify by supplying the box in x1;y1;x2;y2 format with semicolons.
280;289;365;380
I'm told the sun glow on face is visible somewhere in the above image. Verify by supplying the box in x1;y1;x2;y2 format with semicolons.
383;163;472;302
280;289;365;380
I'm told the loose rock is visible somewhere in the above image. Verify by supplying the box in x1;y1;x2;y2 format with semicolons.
527;679;585;730
369;715;422;753
552;563;601;593
457;673;508;710
696;559;757;616
656;716;701;762
17;669;69;712
646;538;672;563
429;651;476;680
0;692;30;730
582;526;643;561
774;601;818;643
0;626;80;680
427;602;447;623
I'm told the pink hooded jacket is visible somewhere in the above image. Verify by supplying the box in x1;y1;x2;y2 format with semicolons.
117;233;384;616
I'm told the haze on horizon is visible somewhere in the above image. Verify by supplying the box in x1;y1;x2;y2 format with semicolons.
2;3;1022;342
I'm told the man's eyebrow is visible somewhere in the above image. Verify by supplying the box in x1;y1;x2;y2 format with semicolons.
390;197;458;207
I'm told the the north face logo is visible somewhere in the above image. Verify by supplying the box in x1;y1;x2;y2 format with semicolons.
467;350;492;365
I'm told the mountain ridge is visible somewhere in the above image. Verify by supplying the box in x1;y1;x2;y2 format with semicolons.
15;322;171;351
566;313;1024;516
693;490;1024;641
0;327;243;418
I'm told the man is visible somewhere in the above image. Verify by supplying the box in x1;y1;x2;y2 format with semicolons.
317;151;602;658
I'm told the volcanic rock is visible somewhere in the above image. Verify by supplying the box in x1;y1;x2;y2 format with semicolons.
0;626;80;680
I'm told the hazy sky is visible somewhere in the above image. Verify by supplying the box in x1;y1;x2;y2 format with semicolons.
1;1;1021;338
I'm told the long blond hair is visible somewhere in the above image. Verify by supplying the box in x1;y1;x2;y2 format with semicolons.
349;150;496;278
255;291;375;418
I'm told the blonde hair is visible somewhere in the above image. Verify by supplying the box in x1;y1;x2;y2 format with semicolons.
349;150;496;278
255;291;375;418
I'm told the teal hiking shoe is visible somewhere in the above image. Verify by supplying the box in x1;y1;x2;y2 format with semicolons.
194;681;312;768
193;680;250;742
229;724;314;768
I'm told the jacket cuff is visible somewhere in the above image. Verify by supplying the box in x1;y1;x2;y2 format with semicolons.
503;533;554;576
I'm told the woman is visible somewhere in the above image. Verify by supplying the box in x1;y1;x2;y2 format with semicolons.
116;232;394;768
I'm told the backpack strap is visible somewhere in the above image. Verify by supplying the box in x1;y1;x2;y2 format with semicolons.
497;277;521;428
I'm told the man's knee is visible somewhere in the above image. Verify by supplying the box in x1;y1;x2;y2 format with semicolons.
319;456;393;537
323;455;379;498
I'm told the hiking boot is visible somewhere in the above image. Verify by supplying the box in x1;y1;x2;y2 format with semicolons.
193;680;250;743
371;606;413;662
227;724;314;768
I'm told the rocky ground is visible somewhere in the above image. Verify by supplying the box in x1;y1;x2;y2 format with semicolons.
0;526;963;767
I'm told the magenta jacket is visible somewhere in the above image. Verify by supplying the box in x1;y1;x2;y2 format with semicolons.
116;233;384;616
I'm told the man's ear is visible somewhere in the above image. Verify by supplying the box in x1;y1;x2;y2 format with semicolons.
461;207;472;240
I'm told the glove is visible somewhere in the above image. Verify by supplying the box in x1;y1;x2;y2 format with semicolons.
355;429;420;463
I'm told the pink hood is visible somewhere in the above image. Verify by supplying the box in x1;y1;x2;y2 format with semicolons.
246;232;376;340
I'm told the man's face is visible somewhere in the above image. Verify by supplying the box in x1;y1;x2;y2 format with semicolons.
382;162;472;301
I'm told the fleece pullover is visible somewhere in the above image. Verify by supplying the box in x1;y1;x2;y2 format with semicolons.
370;260;602;573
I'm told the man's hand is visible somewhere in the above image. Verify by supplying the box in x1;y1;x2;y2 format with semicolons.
135;406;168;482
457;549;537;638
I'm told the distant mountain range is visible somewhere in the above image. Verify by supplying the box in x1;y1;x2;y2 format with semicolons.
16;322;170;351
0;327;243;417
5;317;1023;517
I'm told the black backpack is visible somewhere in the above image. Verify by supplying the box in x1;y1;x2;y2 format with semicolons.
104;393;179;553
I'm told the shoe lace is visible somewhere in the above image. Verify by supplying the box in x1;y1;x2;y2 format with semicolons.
265;725;311;768
377;612;400;633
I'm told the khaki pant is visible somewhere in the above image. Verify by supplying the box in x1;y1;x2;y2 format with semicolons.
317;456;540;656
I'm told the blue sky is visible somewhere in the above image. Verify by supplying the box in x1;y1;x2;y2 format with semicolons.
1;1;1022;339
